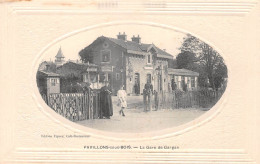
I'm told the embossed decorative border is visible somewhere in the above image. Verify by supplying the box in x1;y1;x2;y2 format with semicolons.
5;148;254;163
2;0;259;163
12;0;258;16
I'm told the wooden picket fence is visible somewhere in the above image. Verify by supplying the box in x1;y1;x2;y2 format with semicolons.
145;89;225;110
41;91;101;122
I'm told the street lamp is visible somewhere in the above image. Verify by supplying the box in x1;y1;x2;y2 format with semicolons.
155;65;162;92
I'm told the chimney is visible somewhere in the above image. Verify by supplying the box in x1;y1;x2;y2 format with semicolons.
117;32;127;41
131;35;141;44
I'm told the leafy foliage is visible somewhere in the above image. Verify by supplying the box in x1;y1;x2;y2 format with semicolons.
79;48;94;63
213;63;228;90
178;34;228;90
176;51;196;69
39;61;57;72
60;73;82;93
168;58;177;68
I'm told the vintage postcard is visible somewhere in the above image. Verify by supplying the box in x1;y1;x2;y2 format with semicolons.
0;0;259;163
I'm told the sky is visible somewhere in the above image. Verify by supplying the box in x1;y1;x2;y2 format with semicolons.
41;24;187;62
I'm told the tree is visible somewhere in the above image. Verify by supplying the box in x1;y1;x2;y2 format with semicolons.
176;51;196;69
39;61;57;73
180;34;202;56
60;73;82;93
199;43;226;90
79;37;105;63
213;62;227;90
48;62;57;72
79;48;94;63
179;34;228;90
168;58;177;68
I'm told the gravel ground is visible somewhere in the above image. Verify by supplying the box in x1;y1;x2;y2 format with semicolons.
77;96;208;133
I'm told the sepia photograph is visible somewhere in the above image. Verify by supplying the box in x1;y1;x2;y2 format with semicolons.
36;26;228;133
1;0;260;163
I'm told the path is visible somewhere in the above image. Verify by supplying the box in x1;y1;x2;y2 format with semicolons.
77;96;207;133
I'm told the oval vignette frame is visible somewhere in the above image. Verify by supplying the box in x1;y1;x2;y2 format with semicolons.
32;21;230;141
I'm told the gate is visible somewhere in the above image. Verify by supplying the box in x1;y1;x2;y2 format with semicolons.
41;91;100;122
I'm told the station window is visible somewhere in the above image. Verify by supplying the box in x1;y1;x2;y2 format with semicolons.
147;54;152;64
51;78;57;86
191;77;195;87
101;50;111;62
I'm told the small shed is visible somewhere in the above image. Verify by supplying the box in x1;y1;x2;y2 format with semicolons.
37;70;60;95
168;68;199;91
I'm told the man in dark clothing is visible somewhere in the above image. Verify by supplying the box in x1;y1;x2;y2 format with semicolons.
171;80;177;91
144;82;153;94
100;81;113;119
144;82;153;111
182;80;188;92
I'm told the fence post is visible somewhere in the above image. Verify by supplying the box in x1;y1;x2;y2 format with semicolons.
83;93;86;120
154;91;158;110
94;92;100;119
148;92;152;111
85;93;89;120
143;89;147;112
47;94;50;106
76;95;80;121
89;91;94;120
97;92;101;119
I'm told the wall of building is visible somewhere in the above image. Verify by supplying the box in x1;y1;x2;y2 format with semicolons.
46;77;60;94
169;75;198;91
87;39;171;95
125;54;169;95
154;58;169;92
91;39;125;94
126;55;150;94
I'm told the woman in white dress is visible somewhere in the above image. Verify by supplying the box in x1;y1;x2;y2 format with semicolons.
117;85;127;117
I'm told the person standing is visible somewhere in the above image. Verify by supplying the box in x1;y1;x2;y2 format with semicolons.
144;81;153;111
100;81;113;119
82;82;92;94
172;81;177;91
182;81;187;92
117;85;127;117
